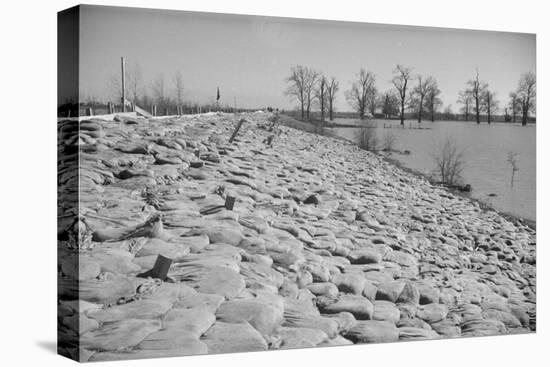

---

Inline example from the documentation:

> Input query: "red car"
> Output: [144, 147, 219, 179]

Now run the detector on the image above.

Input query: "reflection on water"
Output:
[331, 119, 536, 221]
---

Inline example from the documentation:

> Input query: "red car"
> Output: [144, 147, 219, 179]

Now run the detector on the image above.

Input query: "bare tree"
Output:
[432, 136, 465, 185]
[304, 68, 319, 120]
[107, 62, 143, 105]
[173, 71, 185, 107]
[285, 65, 318, 120]
[326, 76, 339, 121]
[443, 105, 454, 120]
[392, 65, 413, 126]
[127, 63, 143, 105]
[481, 89, 499, 124]
[381, 91, 400, 119]
[367, 93, 380, 118]
[355, 121, 378, 151]
[411, 75, 434, 123]
[507, 91, 521, 123]
[345, 68, 377, 120]
[107, 74, 122, 103]
[382, 130, 397, 152]
[152, 74, 168, 108]
[507, 151, 519, 187]
[425, 81, 442, 122]
[315, 75, 328, 122]
[466, 70, 488, 124]
[285, 65, 307, 120]
[517, 72, 536, 126]
[457, 89, 474, 122]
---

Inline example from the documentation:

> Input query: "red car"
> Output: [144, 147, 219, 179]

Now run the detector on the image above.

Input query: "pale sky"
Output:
[76, 5, 535, 112]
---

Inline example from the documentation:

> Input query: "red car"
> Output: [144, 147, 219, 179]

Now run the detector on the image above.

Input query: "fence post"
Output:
[229, 118, 246, 143]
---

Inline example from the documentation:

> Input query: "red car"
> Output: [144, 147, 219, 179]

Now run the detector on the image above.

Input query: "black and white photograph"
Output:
[55, 4, 539, 362]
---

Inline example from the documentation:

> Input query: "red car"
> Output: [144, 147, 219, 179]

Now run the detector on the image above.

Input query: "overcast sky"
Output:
[78, 5, 535, 112]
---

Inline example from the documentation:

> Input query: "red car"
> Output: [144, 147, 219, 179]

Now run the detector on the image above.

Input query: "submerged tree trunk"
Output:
[306, 93, 311, 120]
[475, 97, 480, 124]
[400, 99, 405, 125]
[418, 96, 424, 123]
[320, 80, 325, 122]
[521, 97, 530, 126]
[300, 90, 304, 120]
[487, 93, 491, 124]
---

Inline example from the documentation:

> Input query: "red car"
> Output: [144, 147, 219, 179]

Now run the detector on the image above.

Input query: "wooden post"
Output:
[225, 196, 236, 210]
[137, 254, 172, 281]
[229, 118, 246, 143]
[121, 57, 126, 112]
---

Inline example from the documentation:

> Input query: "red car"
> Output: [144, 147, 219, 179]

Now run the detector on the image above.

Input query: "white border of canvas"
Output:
[0, 0, 546, 366]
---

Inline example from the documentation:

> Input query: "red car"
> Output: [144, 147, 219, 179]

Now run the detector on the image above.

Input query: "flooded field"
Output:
[331, 119, 536, 221]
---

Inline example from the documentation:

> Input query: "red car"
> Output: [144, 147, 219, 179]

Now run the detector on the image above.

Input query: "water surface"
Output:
[331, 119, 536, 221]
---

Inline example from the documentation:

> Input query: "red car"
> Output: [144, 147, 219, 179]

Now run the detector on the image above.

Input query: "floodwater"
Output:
[330, 119, 536, 222]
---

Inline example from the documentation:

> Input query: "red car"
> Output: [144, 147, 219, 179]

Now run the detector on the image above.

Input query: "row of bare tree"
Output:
[285, 65, 536, 125]
[102, 63, 217, 113]
[284, 65, 340, 121]
[456, 71, 536, 125]
[285, 64, 443, 125]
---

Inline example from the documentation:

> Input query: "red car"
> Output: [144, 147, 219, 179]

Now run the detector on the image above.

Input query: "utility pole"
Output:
[121, 57, 126, 112]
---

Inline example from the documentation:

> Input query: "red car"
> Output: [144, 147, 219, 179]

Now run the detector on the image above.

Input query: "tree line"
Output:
[285, 65, 536, 125]
[75, 62, 238, 116]
[457, 70, 536, 125]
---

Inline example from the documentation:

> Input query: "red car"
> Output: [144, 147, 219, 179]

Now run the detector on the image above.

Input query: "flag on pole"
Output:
[216, 87, 220, 102]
